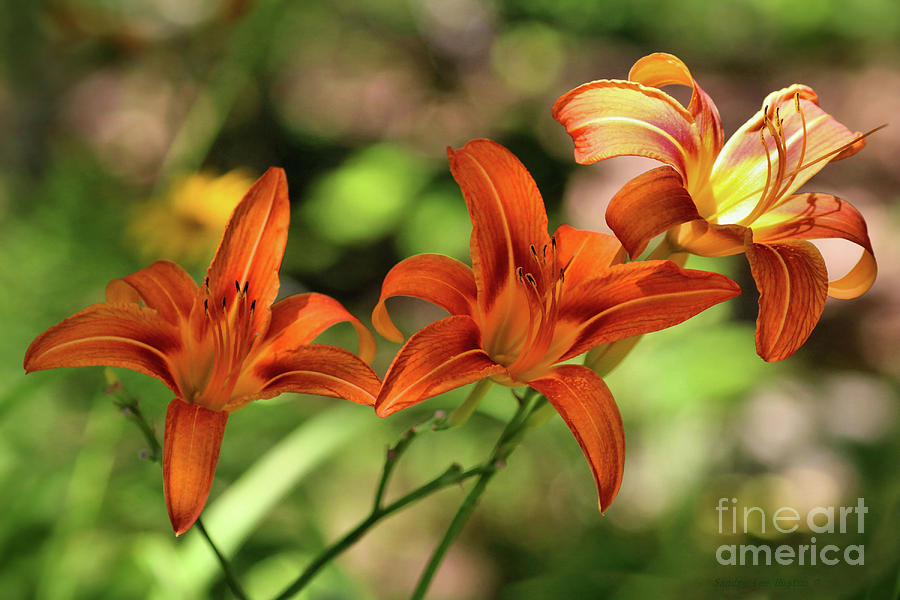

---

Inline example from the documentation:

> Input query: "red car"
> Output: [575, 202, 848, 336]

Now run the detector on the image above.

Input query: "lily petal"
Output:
[605, 166, 701, 257]
[163, 397, 229, 535]
[264, 293, 377, 364]
[552, 79, 700, 181]
[553, 225, 625, 292]
[105, 260, 198, 324]
[448, 139, 550, 319]
[23, 303, 182, 393]
[711, 85, 862, 221]
[243, 344, 380, 409]
[371, 253, 477, 343]
[746, 239, 828, 362]
[528, 365, 624, 512]
[670, 220, 748, 257]
[557, 261, 741, 361]
[628, 52, 723, 162]
[751, 193, 876, 299]
[205, 167, 289, 319]
[376, 315, 505, 417]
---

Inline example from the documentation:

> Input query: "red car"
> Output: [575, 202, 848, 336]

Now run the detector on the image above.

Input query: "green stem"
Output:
[583, 334, 642, 378]
[272, 463, 489, 600]
[197, 518, 250, 600]
[104, 369, 161, 462]
[410, 395, 540, 600]
[447, 379, 493, 427]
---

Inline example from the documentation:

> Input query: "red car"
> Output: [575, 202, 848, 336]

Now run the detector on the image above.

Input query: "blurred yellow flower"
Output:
[131, 170, 255, 264]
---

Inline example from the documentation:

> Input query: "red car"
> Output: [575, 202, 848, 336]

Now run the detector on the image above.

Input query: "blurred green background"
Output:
[1, 0, 898, 598]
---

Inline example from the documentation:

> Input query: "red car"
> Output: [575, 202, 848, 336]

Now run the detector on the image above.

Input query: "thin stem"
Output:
[272, 463, 490, 600]
[447, 379, 493, 427]
[104, 369, 161, 462]
[583, 334, 643, 378]
[197, 517, 250, 600]
[410, 395, 538, 600]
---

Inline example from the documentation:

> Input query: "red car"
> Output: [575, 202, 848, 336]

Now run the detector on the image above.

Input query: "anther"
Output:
[559, 268, 565, 283]
[222, 297, 227, 311]
[542, 244, 547, 259]
[516, 266, 525, 282]
[235, 280, 241, 294]
[250, 299, 257, 312]
[794, 92, 801, 112]
[530, 244, 538, 260]
[242, 281, 249, 294]
[205, 277, 210, 289]
[525, 273, 537, 288]
[203, 298, 209, 314]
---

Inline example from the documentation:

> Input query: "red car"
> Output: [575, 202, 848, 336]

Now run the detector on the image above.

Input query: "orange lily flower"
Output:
[373, 139, 739, 511]
[553, 52, 877, 361]
[24, 168, 380, 535]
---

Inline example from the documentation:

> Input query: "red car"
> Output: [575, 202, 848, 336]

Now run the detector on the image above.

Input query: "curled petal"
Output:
[553, 224, 625, 292]
[205, 167, 289, 323]
[605, 166, 701, 257]
[24, 303, 182, 393]
[628, 52, 723, 161]
[557, 261, 741, 361]
[249, 344, 381, 408]
[448, 140, 550, 318]
[372, 254, 477, 343]
[746, 239, 828, 362]
[827, 249, 876, 300]
[163, 398, 229, 535]
[376, 315, 505, 417]
[265, 293, 376, 364]
[528, 365, 624, 512]
[552, 79, 700, 180]
[751, 193, 876, 299]
[105, 260, 198, 324]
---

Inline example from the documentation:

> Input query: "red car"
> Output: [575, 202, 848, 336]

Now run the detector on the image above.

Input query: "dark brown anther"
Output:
[250, 299, 257, 312]
[516, 266, 525, 282]
[222, 297, 227, 311]
[235, 280, 241, 293]
[242, 281, 249, 294]
[205, 277, 210, 289]
[203, 298, 209, 314]
[530, 244, 538, 260]
[542, 244, 547, 259]
[559, 268, 565, 283]
[525, 273, 537, 287]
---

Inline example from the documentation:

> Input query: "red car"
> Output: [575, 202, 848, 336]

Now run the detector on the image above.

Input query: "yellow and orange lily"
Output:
[24, 168, 380, 535]
[553, 52, 877, 362]
[373, 139, 740, 511]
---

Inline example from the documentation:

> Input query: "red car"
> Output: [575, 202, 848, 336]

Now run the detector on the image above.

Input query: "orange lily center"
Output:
[192, 279, 261, 409]
[489, 237, 567, 384]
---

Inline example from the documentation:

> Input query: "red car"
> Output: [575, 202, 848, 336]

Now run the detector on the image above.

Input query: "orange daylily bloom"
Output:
[553, 52, 877, 361]
[373, 139, 740, 511]
[24, 168, 380, 535]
